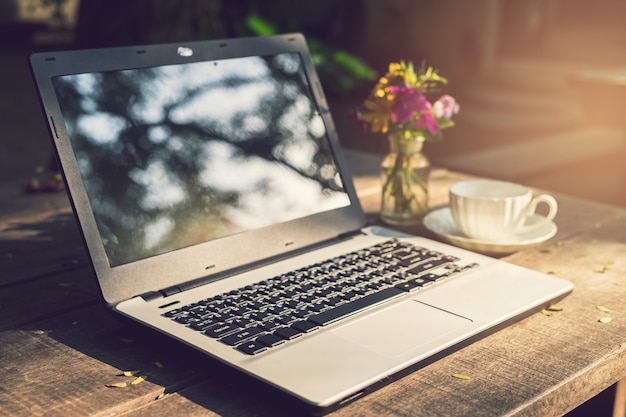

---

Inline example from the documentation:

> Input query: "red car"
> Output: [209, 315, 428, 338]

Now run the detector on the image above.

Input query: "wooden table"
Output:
[1, 150, 626, 417]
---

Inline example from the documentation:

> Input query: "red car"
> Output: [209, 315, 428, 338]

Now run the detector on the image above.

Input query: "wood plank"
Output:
[0, 305, 204, 417]
[0, 267, 99, 331]
[118, 386, 226, 417]
[0, 204, 89, 286]
[111, 367, 308, 417]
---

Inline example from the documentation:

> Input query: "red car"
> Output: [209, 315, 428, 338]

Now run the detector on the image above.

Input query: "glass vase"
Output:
[380, 133, 431, 226]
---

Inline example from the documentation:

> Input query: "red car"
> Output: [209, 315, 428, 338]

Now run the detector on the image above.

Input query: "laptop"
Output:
[29, 33, 573, 414]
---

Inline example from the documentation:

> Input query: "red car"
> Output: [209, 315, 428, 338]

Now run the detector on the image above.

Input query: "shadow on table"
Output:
[14, 305, 317, 416]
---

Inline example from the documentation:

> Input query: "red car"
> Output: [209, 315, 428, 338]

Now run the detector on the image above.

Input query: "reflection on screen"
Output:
[53, 53, 351, 266]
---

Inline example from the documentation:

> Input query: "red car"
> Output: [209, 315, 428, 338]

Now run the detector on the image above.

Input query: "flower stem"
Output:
[381, 137, 429, 224]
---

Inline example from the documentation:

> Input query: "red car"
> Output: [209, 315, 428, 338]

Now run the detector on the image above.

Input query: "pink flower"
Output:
[389, 86, 430, 125]
[413, 111, 439, 135]
[433, 94, 459, 119]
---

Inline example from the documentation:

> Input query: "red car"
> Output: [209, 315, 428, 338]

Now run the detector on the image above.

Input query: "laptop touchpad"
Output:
[332, 300, 473, 359]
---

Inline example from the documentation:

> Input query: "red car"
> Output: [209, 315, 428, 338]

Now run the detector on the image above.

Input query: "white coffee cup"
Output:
[449, 179, 558, 242]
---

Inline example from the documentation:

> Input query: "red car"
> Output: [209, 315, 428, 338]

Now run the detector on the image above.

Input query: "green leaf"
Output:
[245, 14, 277, 36]
[331, 50, 377, 81]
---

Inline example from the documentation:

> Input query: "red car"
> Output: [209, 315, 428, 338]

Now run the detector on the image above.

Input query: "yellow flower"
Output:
[370, 62, 408, 100]
[359, 94, 394, 134]
[387, 62, 405, 79]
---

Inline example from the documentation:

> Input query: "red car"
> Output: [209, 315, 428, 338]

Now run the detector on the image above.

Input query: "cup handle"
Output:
[518, 194, 558, 233]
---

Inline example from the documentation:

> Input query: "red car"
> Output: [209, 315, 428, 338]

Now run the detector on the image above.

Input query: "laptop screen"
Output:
[52, 52, 351, 267]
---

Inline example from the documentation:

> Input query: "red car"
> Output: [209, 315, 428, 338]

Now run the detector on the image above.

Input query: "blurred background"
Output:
[2, 0, 626, 207]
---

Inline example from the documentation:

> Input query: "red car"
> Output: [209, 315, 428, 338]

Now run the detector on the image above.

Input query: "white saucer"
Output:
[423, 207, 557, 255]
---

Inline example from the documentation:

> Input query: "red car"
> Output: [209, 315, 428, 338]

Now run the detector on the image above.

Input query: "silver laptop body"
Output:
[29, 33, 573, 414]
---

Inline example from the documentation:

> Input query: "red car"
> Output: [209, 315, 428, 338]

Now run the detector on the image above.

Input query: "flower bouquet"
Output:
[357, 61, 459, 225]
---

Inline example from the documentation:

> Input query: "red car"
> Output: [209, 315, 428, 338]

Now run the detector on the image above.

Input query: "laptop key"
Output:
[204, 323, 239, 338]
[236, 340, 267, 355]
[257, 333, 286, 348]
[407, 257, 450, 275]
[395, 281, 421, 292]
[278, 312, 299, 325]
[260, 317, 282, 330]
[291, 320, 319, 333]
[189, 319, 218, 331]
[229, 317, 254, 328]
[275, 326, 302, 340]
[221, 326, 265, 346]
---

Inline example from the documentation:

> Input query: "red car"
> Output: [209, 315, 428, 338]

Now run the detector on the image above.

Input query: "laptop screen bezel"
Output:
[30, 34, 367, 306]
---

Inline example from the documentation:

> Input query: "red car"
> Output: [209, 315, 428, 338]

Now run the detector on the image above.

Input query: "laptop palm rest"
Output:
[331, 300, 473, 358]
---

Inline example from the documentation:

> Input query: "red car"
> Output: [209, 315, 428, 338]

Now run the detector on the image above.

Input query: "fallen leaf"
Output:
[596, 305, 612, 313]
[105, 382, 127, 388]
[155, 361, 164, 369]
[119, 337, 134, 343]
[541, 309, 553, 317]
[156, 392, 171, 400]
[599, 317, 613, 324]
[122, 370, 141, 377]
[546, 305, 564, 312]
[131, 375, 147, 385]
[452, 373, 471, 380]
[595, 261, 615, 274]
[616, 282, 626, 287]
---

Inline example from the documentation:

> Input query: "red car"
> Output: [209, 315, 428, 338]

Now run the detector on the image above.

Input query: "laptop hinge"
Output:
[140, 285, 182, 301]
[140, 291, 161, 301]
[337, 230, 365, 241]
[160, 285, 183, 297]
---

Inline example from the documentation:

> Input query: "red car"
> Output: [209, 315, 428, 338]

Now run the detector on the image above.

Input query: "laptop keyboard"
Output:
[162, 239, 479, 355]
